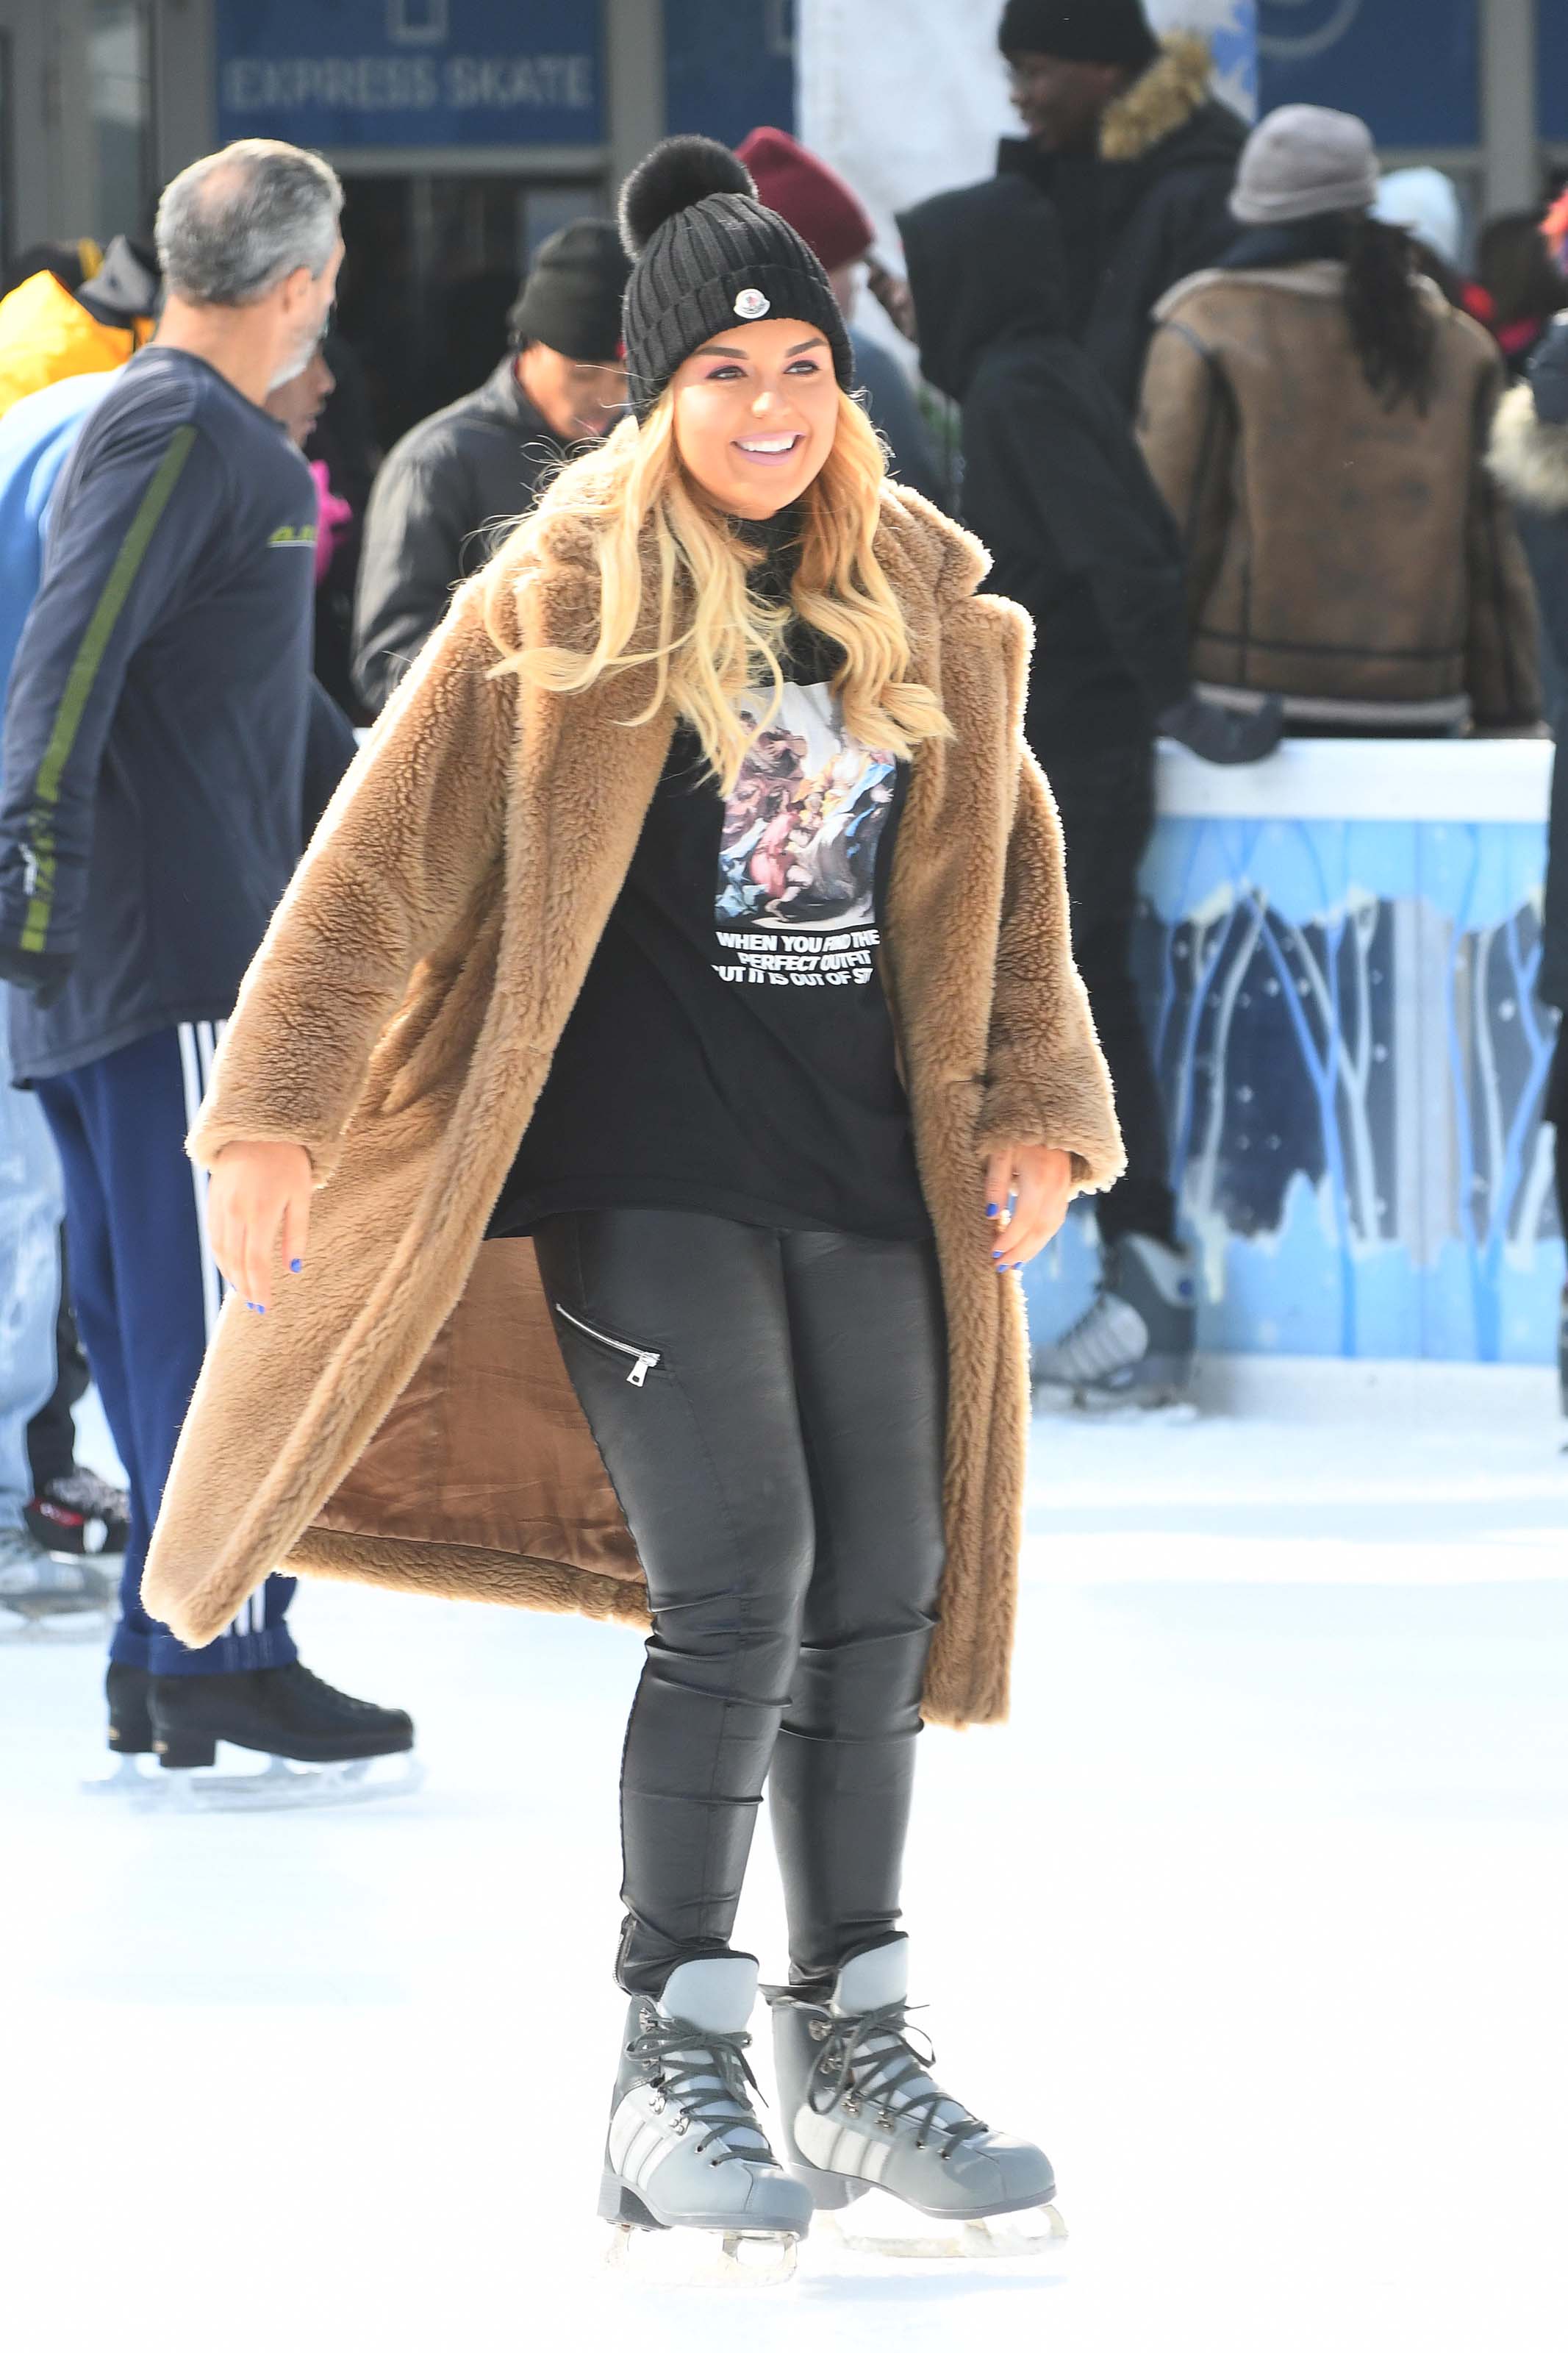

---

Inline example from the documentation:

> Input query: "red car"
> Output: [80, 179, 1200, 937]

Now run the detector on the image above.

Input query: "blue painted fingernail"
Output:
[290, 1258, 303, 1273]
[247, 1301, 259, 1312]
[991, 1250, 1003, 1260]
[986, 1202, 998, 1217]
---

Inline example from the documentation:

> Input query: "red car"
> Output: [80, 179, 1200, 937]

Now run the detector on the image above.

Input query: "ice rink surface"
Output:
[4, 1374, 1567, 2353]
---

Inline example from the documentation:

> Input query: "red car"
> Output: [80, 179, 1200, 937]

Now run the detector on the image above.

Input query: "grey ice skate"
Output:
[0, 1524, 115, 1627]
[1032, 1232, 1195, 1409]
[767, 1936, 1065, 2255]
[600, 1954, 812, 2277]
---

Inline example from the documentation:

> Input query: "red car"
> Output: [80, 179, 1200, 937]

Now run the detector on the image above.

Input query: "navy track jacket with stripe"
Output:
[0, 346, 320, 1082]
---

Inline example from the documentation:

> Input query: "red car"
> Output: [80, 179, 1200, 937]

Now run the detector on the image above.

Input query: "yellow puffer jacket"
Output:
[0, 271, 151, 419]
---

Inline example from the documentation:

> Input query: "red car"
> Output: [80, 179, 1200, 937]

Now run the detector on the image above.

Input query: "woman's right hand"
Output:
[207, 1140, 313, 1315]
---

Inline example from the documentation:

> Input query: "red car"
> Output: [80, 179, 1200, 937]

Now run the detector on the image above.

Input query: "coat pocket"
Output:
[551, 1302, 663, 1388]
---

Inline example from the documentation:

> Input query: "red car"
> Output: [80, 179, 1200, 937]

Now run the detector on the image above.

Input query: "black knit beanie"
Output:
[617, 135, 853, 419]
[997, 0, 1159, 68]
[506, 219, 630, 363]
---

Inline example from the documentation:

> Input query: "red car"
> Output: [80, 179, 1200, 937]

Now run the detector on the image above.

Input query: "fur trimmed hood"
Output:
[1100, 30, 1217, 163]
[1487, 379, 1568, 518]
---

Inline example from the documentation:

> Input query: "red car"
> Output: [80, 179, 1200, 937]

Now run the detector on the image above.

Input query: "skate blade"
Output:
[604, 2219, 798, 2286]
[1, 1599, 113, 1640]
[1034, 1383, 1197, 1424]
[823, 2193, 1067, 2260]
[82, 1752, 426, 1811]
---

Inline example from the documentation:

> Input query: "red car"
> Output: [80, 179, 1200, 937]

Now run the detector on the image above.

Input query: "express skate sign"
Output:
[216, 0, 604, 149]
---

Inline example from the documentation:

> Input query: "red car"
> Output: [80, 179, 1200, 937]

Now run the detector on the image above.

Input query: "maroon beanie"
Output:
[734, 126, 876, 275]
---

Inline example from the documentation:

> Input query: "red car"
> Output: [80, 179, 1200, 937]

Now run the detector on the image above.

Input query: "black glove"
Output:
[1159, 689, 1285, 767]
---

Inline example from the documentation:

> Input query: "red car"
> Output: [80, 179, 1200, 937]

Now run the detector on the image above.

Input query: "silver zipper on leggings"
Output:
[553, 1303, 662, 1388]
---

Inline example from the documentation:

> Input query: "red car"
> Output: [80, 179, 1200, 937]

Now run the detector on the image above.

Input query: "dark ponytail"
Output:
[1342, 215, 1438, 412]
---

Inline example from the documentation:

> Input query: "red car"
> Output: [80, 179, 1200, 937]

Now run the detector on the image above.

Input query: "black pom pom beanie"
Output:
[618, 135, 853, 418]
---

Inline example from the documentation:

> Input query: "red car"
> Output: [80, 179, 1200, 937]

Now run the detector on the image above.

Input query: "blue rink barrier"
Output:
[1025, 736, 1564, 1364]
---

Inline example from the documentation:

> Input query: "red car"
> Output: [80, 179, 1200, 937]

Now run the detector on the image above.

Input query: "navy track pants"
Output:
[35, 1023, 297, 1675]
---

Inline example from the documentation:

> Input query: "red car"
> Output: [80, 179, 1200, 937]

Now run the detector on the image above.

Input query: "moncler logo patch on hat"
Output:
[734, 287, 770, 319]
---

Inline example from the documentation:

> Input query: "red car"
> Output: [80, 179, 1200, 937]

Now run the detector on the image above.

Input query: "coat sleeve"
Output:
[1136, 309, 1234, 628]
[0, 408, 224, 990]
[1464, 358, 1544, 727]
[350, 432, 470, 716]
[187, 576, 515, 1180]
[973, 740, 1127, 1194]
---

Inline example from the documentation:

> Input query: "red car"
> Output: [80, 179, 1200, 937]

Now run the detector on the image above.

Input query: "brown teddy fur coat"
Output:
[140, 485, 1124, 1727]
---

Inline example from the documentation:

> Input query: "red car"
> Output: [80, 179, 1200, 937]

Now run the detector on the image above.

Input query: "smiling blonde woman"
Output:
[143, 137, 1124, 2270]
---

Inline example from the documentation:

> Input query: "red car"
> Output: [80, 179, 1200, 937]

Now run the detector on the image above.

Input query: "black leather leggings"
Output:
[532, 1208, 948, 2001]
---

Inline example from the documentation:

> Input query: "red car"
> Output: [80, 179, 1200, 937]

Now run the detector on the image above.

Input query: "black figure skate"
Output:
[94, 1660, 422, 1811]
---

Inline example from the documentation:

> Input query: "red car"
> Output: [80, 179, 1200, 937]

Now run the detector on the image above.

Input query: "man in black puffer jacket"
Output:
[351, 221, 629, 713]
[995, 0, 1245, 411]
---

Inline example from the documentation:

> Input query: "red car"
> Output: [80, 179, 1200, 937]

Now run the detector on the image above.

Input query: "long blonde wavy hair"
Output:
[484, 387, 951, 791]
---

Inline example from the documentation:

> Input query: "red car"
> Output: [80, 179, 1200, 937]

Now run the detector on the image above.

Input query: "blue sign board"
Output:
[215, 0, 604, 150]
[665, 0, 795, 148]
[1257, 0, 1478, 149]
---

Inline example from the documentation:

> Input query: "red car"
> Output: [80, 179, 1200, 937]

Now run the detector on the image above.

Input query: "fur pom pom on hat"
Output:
[618, 134, 757, 257]
[617, 134, 853, 418]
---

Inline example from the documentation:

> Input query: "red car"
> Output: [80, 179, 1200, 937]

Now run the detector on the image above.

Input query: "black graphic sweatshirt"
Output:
[489, 514, 931, 1240]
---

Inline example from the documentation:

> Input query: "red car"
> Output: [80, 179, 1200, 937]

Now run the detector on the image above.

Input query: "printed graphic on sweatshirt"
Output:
[713, 682, 895, 992]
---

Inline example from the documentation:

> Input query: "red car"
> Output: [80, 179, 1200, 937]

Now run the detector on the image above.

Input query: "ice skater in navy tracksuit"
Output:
[0, 136, 413, 1776]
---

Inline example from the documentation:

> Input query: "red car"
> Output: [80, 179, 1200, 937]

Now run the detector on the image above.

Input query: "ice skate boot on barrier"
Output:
[767, 1935, 1067, 2258]
[1032, 1233, 1195, 1413]
[0, 1525, 115, 1633]
[601, 1954, 812, 2282]
[90, 1661, 423, 1809]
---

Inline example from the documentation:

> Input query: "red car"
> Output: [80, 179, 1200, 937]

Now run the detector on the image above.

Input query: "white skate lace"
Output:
[628, 2012, 771, 2161]
[809, 2000, 988, 2157]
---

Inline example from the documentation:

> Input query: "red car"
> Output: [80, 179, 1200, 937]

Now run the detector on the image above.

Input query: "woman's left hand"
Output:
[984, 1143, 1074, 1269]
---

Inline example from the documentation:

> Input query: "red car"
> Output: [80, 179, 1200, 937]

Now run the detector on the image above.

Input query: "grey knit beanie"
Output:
[1231, 105, 1380, 226]
[617, 135, 853, 420]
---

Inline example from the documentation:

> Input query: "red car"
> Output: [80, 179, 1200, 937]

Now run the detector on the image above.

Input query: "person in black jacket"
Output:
[351, 220, 629, 715]
[995, 0, 1245, 411]
[900, 171, 1279, 1407]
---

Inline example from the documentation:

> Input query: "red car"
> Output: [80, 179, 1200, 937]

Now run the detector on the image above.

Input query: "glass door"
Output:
[334, 172, 606, 451]
[88, 0, 157, 242]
